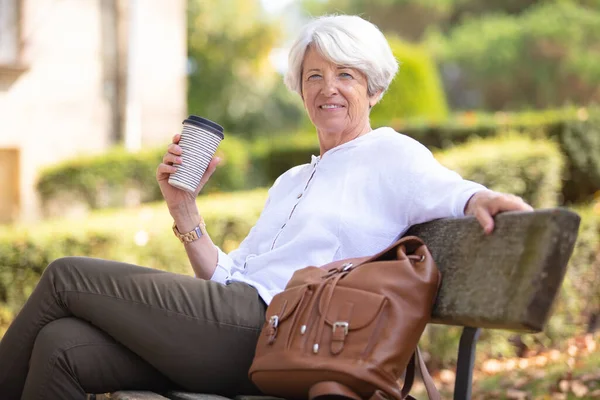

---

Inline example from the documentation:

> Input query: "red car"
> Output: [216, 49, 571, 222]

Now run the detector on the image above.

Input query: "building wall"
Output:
[0, 0, 187, 223]
[136, 0, 187, 146]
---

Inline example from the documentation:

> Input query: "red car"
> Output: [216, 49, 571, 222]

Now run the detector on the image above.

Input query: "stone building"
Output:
[0, 0, 187, 223]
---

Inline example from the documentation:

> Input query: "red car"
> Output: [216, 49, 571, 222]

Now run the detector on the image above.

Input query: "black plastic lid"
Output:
[183, 115, 224, 139]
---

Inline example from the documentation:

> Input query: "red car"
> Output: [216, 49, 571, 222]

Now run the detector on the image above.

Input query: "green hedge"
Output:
[37, 136, 251, 213]
[36, 107, 599, 212]
[251, 108, 598, 206]
[395, 107, 600, 204]
[0, 189, 269, 336]
[251, 130, 565, 209]
[1, 193, 597, 369]
[250, 133, 320, 185]
[434, 134, 564, 208]
[370, 36, 449, 126]
[1, 189, 598, 368]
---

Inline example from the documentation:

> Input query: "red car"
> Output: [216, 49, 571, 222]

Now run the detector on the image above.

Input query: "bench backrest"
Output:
[405, 208, 580, 332]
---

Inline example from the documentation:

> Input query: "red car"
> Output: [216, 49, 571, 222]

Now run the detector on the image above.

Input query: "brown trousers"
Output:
[0, 257, 267, 400]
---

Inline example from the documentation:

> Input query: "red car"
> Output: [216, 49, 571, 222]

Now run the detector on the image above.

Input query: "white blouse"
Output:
[210, 127, 485, 304]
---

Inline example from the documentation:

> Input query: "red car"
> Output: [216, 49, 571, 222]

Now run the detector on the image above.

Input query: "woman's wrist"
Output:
[169, 202, 202, 232]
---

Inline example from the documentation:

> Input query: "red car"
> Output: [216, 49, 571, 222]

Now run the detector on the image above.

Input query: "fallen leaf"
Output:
[439, 369, 455, 384]
[571, 380, 589, 398]
[506, 388, 529, 400]
[580, 372, 600, 382]
[558, 379, 570, 393]
[588, 389, 600, 397]
[514, 377, 529, 389]
[568, 344, 578, 357]
[534, 355, 548, 367]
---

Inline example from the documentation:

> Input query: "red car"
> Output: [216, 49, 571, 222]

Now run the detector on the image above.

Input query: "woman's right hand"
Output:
[156, 133, 221, 216]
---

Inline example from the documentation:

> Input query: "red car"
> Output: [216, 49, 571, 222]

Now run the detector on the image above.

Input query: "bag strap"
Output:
[401, 347, 441, 400]
[308, 381, 391, 400]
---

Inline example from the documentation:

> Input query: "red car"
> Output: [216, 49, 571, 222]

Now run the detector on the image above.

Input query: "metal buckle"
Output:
[332, 321, 349, 335]
[341, 262, 353, 271]
[269, 315, 279, 328]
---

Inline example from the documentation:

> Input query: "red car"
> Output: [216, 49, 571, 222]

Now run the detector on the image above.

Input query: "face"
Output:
[301, 46, 380, 142]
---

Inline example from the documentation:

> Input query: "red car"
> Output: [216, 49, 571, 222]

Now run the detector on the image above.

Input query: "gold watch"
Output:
[172, 218, 207, 244]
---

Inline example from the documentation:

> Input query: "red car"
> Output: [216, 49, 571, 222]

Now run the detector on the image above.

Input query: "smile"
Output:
[319, 104, 345, 109]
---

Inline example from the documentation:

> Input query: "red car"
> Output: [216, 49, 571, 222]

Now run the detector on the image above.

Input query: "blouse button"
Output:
[297, 193, 303, 199]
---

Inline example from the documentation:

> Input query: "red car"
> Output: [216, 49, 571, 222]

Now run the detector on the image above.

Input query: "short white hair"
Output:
[284, 15, 399, 99]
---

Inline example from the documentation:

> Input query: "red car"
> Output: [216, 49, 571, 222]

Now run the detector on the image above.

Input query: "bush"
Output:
[37, 136, 252, 214]
[370, 36, 449, 127]
[434, 133, 565, 208]
[0, 189, 269, 336]
[250, 132, 320, 185]
[549, 202, 600, 336]
[397, 107, 600, 204]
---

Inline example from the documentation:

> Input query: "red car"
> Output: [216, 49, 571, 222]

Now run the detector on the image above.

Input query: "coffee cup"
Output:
[168, 115, 224, 193]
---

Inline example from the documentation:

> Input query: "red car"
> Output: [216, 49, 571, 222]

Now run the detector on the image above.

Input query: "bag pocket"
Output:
[258, 285, 308, 349]
[317, 285, 386, 356]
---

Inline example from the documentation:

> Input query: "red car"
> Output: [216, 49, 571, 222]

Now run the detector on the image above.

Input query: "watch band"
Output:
[172, 218, 207, 244]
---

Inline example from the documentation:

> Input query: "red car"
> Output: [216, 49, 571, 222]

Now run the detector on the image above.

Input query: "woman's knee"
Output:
[30, 318, 109, 366]
[44, 256, 81, 276]
[43, 257, 99, 285]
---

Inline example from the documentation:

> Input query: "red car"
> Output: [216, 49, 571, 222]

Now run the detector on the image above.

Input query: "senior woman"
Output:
[0, 15, 531, 399]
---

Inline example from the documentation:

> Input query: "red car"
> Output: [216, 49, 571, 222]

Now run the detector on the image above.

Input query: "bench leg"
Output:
[453, 327, 481, 400]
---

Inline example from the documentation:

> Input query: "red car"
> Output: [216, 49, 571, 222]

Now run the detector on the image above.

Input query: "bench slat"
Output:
[104, 393, 283, 400]
[405, 208, 580, 332]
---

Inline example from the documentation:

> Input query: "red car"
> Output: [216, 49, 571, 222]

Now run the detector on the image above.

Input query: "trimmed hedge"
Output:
[36, 107, 599, 210]
[434, 134, 564, 208]
[36, 135, 251, 214]
[1, 190, 597, 368]
[0, 189, 269, 336]
[251, 131, 564, 209]
[251, 108, 598, 205]
[394, 107, 600, 204]
[250, 133, 320, 185]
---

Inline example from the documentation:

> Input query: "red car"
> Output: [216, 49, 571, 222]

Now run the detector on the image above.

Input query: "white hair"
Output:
[284, 15, 399, 99]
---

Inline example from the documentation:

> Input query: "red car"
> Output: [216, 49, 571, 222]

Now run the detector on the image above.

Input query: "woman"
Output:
[0, 15, 532, 399]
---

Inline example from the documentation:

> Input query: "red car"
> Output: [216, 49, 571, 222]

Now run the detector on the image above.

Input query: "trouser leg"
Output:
[22, 317, 172, 399]
[0, 256, 267, 399]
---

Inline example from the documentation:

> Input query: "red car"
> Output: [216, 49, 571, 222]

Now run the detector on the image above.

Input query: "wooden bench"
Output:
[94, 208, 580, 400]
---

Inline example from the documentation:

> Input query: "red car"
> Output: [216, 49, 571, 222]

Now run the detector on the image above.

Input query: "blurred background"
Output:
[1, 0, 600, 398]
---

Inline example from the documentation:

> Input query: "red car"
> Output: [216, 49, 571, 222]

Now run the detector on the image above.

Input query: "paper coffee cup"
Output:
[168, 115, 224, 193]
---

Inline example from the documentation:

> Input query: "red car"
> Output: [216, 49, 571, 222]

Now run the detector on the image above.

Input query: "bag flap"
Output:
[265, 285, 307, 324]
[318, 285, 386, 330]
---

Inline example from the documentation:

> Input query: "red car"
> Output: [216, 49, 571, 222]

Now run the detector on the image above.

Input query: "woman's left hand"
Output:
[465, 190, 534, 235]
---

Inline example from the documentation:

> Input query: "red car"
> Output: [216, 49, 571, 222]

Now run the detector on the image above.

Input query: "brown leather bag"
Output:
[249, 236, 442, 400]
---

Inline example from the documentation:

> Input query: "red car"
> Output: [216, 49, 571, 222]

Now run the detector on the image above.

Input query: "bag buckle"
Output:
[269, 315, 279, 328]
[332, 321, 349, 335]
[341, 262, 353, 271]
[267, 315, 279, 344]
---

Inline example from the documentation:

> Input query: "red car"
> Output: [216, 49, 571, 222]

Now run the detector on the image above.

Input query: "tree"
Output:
[431, 1, 600, 110]
[187, 0, 304, 137]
